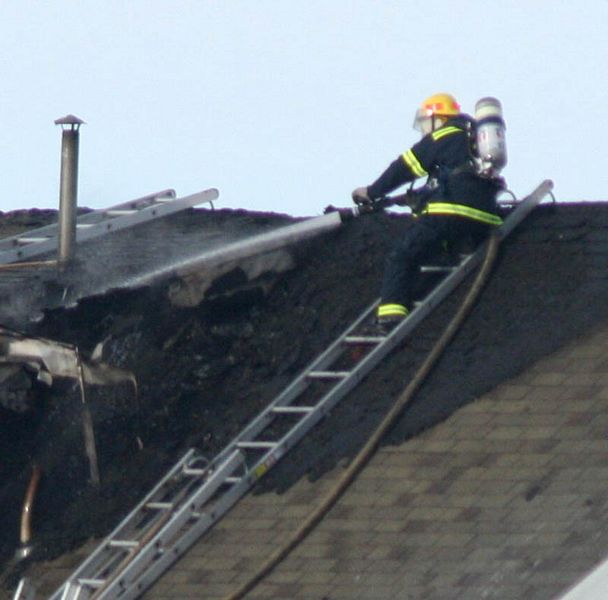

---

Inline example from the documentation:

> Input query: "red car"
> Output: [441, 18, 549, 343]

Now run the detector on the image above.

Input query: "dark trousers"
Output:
[380, 216, 491, 309]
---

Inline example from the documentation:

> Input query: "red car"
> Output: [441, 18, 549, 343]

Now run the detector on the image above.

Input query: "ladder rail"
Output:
[46, 180, 553, 600]
[11, 577, 36, 600]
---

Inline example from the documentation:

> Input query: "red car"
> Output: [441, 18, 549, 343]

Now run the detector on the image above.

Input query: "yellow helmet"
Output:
[413, 93, 461, 133]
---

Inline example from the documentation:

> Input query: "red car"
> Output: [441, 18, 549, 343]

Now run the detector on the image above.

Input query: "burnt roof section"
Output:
[0, 204, 296, 330]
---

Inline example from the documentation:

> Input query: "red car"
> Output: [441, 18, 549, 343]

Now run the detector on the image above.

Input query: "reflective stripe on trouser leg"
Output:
[377, 303, 409, 319]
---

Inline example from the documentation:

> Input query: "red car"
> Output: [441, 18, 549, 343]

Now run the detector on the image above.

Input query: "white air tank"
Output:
[475, 97, 507, 175]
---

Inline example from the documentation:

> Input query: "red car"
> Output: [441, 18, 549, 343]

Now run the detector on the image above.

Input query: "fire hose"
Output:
[224, 230, 501, 600]
[17, 464, 43, 560]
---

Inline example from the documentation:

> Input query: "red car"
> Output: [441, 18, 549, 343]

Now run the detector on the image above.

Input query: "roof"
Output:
[2, 199, 608, 599]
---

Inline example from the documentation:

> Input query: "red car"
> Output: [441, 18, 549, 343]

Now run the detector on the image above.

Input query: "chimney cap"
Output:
[54, 114, 85, 128]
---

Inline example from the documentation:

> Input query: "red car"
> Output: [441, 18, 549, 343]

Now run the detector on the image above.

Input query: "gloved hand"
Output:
[352, 186, 372, 205]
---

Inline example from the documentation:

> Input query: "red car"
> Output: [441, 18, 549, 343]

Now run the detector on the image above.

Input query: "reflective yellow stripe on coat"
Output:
[401, 149, 427, 178]
[420, 202, 503, 226]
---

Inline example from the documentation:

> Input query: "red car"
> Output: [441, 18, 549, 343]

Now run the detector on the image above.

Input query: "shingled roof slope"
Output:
[2, 200, 608, 599]
[139, 320, 608, 600]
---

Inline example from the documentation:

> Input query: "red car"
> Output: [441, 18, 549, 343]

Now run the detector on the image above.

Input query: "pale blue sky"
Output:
[1, 1, 606, 216]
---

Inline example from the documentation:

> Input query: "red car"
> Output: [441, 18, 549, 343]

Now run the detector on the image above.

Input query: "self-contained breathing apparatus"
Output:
[473, 97, 507, 178]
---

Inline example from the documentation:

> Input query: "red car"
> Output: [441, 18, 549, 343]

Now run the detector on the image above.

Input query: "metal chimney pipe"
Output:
[54, 115, 85, 267]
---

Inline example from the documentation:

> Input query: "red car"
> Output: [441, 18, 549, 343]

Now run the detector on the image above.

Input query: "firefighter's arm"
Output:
[366, 156, 416, 200]
[353, 134, 436, 204]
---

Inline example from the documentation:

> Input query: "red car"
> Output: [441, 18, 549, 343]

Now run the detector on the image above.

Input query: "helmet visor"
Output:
[413, 108, 433, 135]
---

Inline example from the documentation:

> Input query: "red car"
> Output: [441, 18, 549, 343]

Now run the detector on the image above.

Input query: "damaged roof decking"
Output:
[0, 205, 300, 329]
[5, 201, 608, 599]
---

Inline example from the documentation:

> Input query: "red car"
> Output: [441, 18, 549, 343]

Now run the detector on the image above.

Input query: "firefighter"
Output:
[352, 92, 504, 331]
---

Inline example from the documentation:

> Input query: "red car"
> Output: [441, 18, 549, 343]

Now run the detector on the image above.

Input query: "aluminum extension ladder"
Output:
[0, 188, 219, 265]
[40, 180, 553, 600]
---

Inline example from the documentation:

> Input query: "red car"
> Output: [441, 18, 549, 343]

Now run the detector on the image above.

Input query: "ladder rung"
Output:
[105, 209, 139, 217]
[77, 578, 106, 588]
[420, 265, 457, 273]
[145, 501, 174, 510]
[236, 441, 278, 450]
[108, 539, 139, 549]
[344, 335, 385, 345]
[225, 476, 243, 484]
[182, 467, 208, 477]
[15, 237, 50, 244]
[307, 370, 350, 380]
[271, 405, 315, 414]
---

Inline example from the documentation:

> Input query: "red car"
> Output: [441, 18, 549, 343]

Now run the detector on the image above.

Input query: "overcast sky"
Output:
[1, 1, 606, 217]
